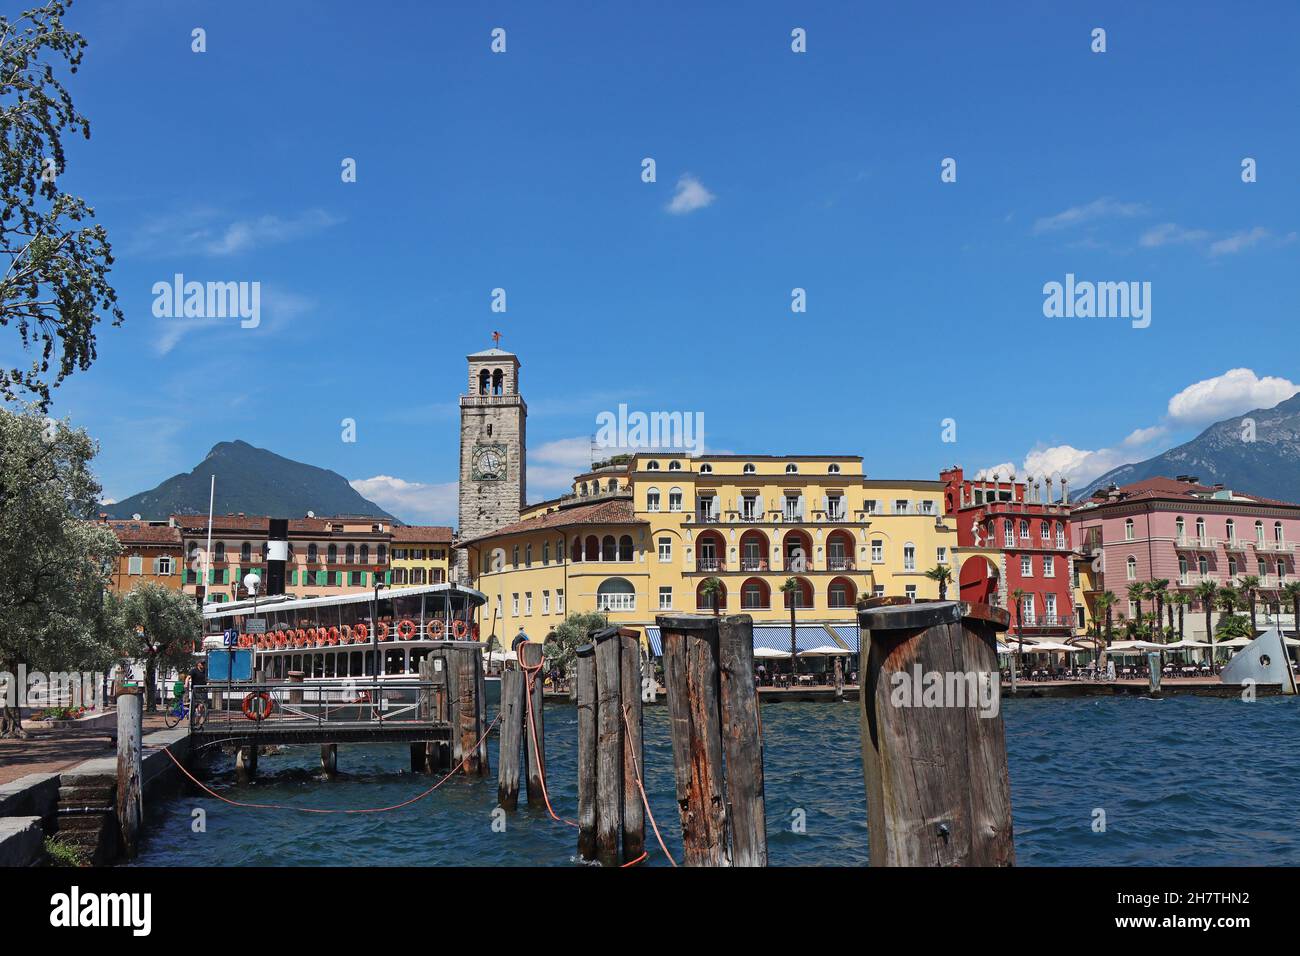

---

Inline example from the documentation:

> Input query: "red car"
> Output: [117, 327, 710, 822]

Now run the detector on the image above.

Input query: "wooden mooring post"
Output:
[519, 641, 546, 801]
[657, 613, 767, 866]
[115, 692, 142, 860]
[574, 626, 646, 865]
[856, 601, 1014, 867]
[496, 668, 525, 809]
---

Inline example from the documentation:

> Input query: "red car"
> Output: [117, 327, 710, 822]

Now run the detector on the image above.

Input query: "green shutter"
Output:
[385, 571, 392, 585]
[289, 570, 297, 585]
[222, 568, 229, 584]
[317, 570, 325, 586]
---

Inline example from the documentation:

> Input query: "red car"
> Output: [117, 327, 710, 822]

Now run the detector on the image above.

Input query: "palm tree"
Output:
[1282, 581, 1300, 638]
[1147, 579, 1169, 643]
[1126, 583, 1145, 637]
[780, 577, 800, 674]
[925, 564, 954, 600]
[1095, 590, 1117, 668]
[1194, 579, 1218, 663]
[1238, 574, 1261, 635]
[700, 576, 723, 616]
[1169, 590, 1189, 641]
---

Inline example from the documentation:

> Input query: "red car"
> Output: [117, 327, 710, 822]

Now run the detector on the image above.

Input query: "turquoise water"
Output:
[131, 696, 1300, 866]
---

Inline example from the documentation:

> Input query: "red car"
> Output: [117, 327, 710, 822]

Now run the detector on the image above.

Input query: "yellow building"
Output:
[389, 526, 454, 586]
[457, 452, 956, 648]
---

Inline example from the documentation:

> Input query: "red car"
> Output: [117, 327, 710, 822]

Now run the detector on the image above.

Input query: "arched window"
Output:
[327, 543, 338, 564]
[601, 535, 617, 561]
[1198, 555, 1209, 578]
[1225, 518, 1235, 542]
[828, 463, 841, 474]
[214, 542, 225, 561]
[581, 535, 597, 561]
[359, 544, 369, 564]
[492, 368, 504, 395]
[783, 577, 813, 609]
[307, 543, 318, 562]
[596, 577, 636, 611]
[240, 541, 251, 563]
[1020, 519, 1030, 539]
[1256, 520, 1265, 544]
[743, 463, 756, 475]
[1040, 521, 1050, 541]
[699, 463, 713, 474]
[1126, 556, 1137, 580]
[785, 463, 799, 474]
[618, 535, 634, 561]
[1175, 516, 1185, 539]
[377, 544, 387, 564]
[668, 460, 682, 471]
[1124, 518, 1134, 540]
[696, 579, 727, 611]
[669, 488, 683, 512]
[345, 544, 355, 564]
[646, 488, 661, 512]
[740, 578, 770, 610]
[1195, 517, 1205, 541]
[608, 479, 619, 492]
[646, 461, 660, 471]
[783, 530, 813, 570]
[557, 537, 566, 560]
[572, 536, 583, 561]
[478, 369, 490, 394]
[828, 576, 856, 608]
[1276, 521, 1285, 542]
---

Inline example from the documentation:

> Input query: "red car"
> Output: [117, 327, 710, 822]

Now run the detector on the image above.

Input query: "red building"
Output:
[940, 466, 1076, 639]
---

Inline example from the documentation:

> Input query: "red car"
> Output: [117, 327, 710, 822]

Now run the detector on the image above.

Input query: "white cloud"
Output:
[1032, 197, 1147, 234]
[528, 436, 594, 499]
[1166, 368, 1299, 426]
[666, 175, 715, 215]
[1208, 227, 1271, 257]
[1139, 222, 1210, 248]
[1122, 425, 1168, 447]
[350, 475, 458, 526]
[129, 208, 342, 259]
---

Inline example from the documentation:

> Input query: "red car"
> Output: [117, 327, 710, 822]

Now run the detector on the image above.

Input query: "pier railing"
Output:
[197, 680, 441, 734]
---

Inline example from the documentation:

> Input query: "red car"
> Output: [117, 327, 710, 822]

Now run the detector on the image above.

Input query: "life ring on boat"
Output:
[452, 619, 469, 639]
[427, 619, 445, 640]
[340, 624, 352, 644]
[353, 623, 368, 643]
[277, 630, 288, 648]
[295, 629, 307, 648]
[376, 621, 390, 641]
[327, 626, 341, 646]
[396, 619, 417, 640]
[307, 627, 319, 647]
[354, 690, 371, 704]
[242, 692, 274, 721]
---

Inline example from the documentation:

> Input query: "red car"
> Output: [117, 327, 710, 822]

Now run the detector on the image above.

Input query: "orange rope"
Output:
[520, 658, 578, 828]
[161, 711, 500, 815]
[621, 702, 678, 867]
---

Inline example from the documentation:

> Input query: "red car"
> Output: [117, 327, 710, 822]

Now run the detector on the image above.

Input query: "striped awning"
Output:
[643, 622, 859, 657]
[826, 623, 861, 653]
[645, 626, 662, 657]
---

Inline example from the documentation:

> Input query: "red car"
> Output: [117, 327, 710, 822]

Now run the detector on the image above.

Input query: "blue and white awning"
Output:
[643, 622, 858, 657]
[645, 626, 663, 657]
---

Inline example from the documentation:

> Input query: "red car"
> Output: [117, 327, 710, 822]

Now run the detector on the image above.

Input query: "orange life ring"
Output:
[295, 629, 307, 648]
[307, 627, 319, 647]
[376, 621, 390, 641]
[396, 619, 416, 640]
[278, 630, 288, 648]
[452, 619, 469, 639]
[327, 626, 341, 646]
[242, 692, 274, 721]
[427, 619, 445, 640]
[340, 624, 352, 644]
[353, 623, 369, 643]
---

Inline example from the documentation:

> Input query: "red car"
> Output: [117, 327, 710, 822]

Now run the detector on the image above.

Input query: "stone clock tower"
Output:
[457, 345, 527, 579]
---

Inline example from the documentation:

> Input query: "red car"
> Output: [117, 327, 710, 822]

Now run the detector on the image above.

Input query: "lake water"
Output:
[130, 695, 1300, 866]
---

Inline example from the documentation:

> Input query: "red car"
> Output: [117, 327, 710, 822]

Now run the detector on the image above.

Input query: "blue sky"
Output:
[15, 0, 1300, 524]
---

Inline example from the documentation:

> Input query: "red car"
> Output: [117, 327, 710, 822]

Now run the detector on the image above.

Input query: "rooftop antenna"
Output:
[492, 330, 502, 348]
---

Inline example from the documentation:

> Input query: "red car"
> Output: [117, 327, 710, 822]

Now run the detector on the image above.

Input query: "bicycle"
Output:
[163, 688, 207, 730]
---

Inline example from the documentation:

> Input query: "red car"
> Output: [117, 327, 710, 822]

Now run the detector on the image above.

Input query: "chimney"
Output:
[1061, 477, 1069, 505]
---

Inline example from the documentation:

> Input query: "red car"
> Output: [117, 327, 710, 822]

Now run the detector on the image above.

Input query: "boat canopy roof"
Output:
[202, 582, 486, 621]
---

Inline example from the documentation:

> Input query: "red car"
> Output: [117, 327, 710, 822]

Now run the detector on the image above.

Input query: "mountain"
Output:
[102, 440, 399, 522]
[1077, 392, 1300, 502]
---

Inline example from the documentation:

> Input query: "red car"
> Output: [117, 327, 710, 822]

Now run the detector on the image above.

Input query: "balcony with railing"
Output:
[1222, 537, 1248, 552]
[828, 557, 855, 571]
[1259, 539, 1295, 554]
[1175, 534, 1218, 550]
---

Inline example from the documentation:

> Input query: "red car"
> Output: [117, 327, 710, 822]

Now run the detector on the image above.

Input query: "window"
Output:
[1019, 519, 1030, 540]
[543, 541, 551, 564]
[827, 496, 845, 520]
[936, 546, 948, 564]
[597, 577, 636, 611]
[1198, 555, 1209, 578]
[1179, 557, 1189, 585]
[785, 463, 799, 474]
[602, 535, 617, 561]
[1042, 555, 1054, 577]
[1004, 521, 1014, 548]
[669, 460, 682, 471]
[903, 543, 916, 571]
[1225, 518, 1236, 542]
[128, 555, 143, 575]
[1176, 517, 1185, 539]
[873, 584, 886, 598]
[918, 500, 936, 516]
[647, 489, 661, 512]
[345, 544, 355, 564]
[743, 463, 756, 474]
[742, 495, 759, 520]
[1276, 521, 1285, 543]
[871, 540, 883, 563]
[1021, 555, 1032, 576]
[1256, 520, 1265, 544]
[1021, 595, 1036, 625]
[1195, 517, 1205, 542]
[784, 495, 801, 522]
[659, 587, 673, 610]
[556, 589, 565, 613]
[214, 542, 226, 561]
[511, 593, 519, 615]
[669, 489, 682, 512]
[1045, 593, 1057, 624]
[327, 543, 337, 564]
[1055, 523, 1065, 548]
[1126, 556, 1137, 580]
[542, 590, 550, 614]
[525, 592, 533, 615]
[699, 463, 713, 474]
[1228, 556, 1238, 577]
[512, 545, 519, 567]
[905, 584, 917, 601]
[646, 460, 660, 471]
[241, 541, 252, 563]
[157, 555, 173, 575]
[894, 499, 909, 515]
[307, 544, 319, 562]
[828, 463, 841, 474]
[658, 537, 672, 562]
[1040, 521, 1050, 542]
[1124, 518, 1134, 541]
[828, 578, 854, 608]
[525, 544, 532, 566]
[495, 594, 503, 617]
[864, 499, 878, 515]
[741, 579, 769, 609]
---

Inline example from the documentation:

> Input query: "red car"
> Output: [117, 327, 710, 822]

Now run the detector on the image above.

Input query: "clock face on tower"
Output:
[472, 443, 507, 481]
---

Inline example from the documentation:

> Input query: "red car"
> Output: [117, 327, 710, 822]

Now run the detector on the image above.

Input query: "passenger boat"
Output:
[200, 582, 489, 711]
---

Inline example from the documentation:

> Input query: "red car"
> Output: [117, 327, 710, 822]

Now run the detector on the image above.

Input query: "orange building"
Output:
[100, 518, 186, 593]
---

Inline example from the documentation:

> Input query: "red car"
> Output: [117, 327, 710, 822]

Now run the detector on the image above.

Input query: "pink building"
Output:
[1070, 476, 1300, 637]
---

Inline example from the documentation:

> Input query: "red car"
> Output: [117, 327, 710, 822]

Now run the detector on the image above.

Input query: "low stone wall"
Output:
[0, 817, 43, 867]
[0, 772, 60, 827]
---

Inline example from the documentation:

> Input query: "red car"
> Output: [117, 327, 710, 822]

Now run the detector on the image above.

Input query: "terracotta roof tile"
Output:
[457, 498, 642, 548]
[102, 520, 183, 546]
[390, 525, 454, 543]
